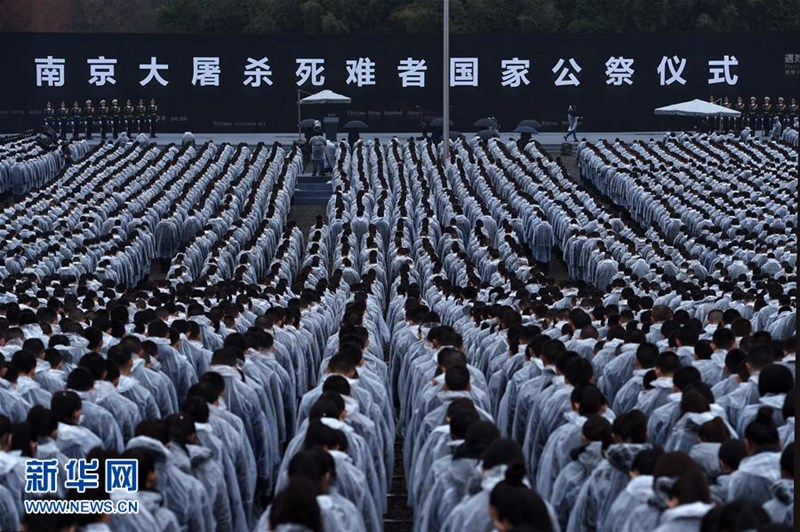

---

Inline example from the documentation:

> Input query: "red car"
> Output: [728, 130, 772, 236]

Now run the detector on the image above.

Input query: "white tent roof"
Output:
[299, 90, 351, 105]
[654, 98, 740, 117]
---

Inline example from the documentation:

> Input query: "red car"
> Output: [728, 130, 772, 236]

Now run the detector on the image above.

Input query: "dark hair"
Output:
[304, 419, 340, 450]
[11, 422, 36, 457]
[269, 477, 323, 532]
[66, 368, 94, 392]
[444, 365, 470, 391]
[181, 397, 210, 423]
[563, 357, 594, 387]
[701, 501, 769, 532]
[570, 384, 606, 417]
[636, 343, 659, 368]
[718, 439, 747, 470]
[632, 446, 664, 475]
[489, 462, 553, 532]
[612, 410, 648, 443]
[78, 352, 107, 381]
[482, 438, 524, 470]
[322, 375, 351, 396]
[50, 390, 82, 425]
[653, 452, 701, 495]
[27, 405, 58, 440]
[673, 365, 702, 391]
[309, 398, 341, 420]
[121, 448, 157, 491]
[450, 408, 480, 441]
[571, 414, 613, 460]
[757, 364, 794, 396]
[694, 340, 713, 360]
[698, 418, 730, 443]
[669, 467, 710, 505]
[680, 389, 710, 416]
[746, 344, 774, 371]
[711, 328, 735, 350]
[744, 407, 779, 448]
[437, 347, 467, 369]
[454, 420, 500, 460]
[724, 348, 746, 373]
[656, 351, 680, 374]
[11, 350, 37, 374]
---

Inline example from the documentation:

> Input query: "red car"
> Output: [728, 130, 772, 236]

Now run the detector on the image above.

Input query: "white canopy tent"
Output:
[299, 89, 352, 105]
[297, 89, 352, 139]
[654, 98, 740, 117]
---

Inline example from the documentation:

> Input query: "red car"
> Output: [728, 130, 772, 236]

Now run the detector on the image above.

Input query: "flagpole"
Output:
[442, 0, 450, 163]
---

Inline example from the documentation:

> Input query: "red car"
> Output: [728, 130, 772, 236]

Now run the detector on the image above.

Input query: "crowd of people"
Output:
[43, 99, 160, 141]
[0, 129, 794, 531]
[0, 132, 89, 196]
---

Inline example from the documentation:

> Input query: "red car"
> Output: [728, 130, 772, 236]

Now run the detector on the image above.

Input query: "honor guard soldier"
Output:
[776, 97, 788, 127]
[110, 99, 121, 138]
[734, 96, 746, 131]
[83, 99, 95, 140]
[135, 99, 147, 134]
[123, 99, 135, 134]
[721, 96, 733, 131]
[748, 96, 760, 130]
[147, 98, 159, 137]
[70, 100, 82, 140]
[708, 94, 719, 131]
[97, 100, 109, 140]
[43, 101, 55, 129]
[762, 96, 773, 135]
[790, 97, 799, 125]
[57, 101, 69, 139]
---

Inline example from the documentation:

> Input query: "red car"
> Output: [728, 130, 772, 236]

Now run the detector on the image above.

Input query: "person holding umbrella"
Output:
[564, 105, 580, 142]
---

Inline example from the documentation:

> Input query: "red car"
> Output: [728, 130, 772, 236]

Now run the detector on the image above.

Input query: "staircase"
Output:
[293, 174, 332, 205]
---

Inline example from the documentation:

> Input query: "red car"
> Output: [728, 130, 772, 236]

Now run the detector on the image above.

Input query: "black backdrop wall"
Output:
[0, 32, 797, 133]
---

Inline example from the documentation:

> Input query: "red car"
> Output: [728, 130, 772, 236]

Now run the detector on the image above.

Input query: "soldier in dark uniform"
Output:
[748, 96, 760, 131]
[123, 99, 135, 134]
[708, 94, 719, 131]
[761, 96, 773, 135]
[82, 99, 95, 140]
[721, 96, 732, 131]
[97, 100, 109, 140]
[775, 96, 789, 127]
[135, 99, 147, 134]
[110, 99, 121, 138]
[734, 96, 746, 131]
[57, 101, 69, 140]
[790, 97, 799, 125]
[70, 100, 82, 141]
[147, 98, 159, 137]
[43, 101, 55, 129]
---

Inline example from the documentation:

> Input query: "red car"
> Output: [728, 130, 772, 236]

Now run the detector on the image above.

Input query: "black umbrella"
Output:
[474, 129, 500, 140]
[343, 120, 368, 129]
[449, 131, 465, 140]
[473, 117, 498, 129]
[513, 125, 539, 134]
[298, 118, 317, 129]
[430, 117, 454, 128]
[517, 119, 542, 130]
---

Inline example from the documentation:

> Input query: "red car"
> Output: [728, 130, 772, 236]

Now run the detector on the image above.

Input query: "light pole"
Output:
[442, 0, 450, 163]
